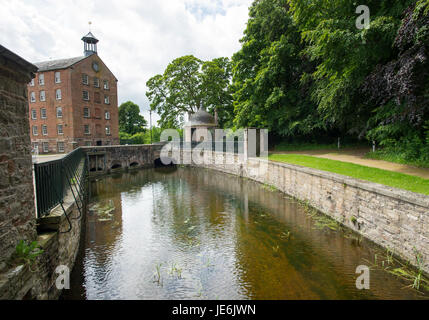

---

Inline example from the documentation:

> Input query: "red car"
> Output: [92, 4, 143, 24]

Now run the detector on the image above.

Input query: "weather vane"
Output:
[88, 21, 92, 31]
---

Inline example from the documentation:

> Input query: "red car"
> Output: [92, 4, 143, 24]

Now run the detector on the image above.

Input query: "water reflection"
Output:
[63, 167, 428, 300]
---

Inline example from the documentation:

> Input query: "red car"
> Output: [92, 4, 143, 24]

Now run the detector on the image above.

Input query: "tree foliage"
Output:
[232, 0, 322, 138]
[231, 0, 427, 163]
[118, 101, 148, 135]
[146, 55, 233, 128]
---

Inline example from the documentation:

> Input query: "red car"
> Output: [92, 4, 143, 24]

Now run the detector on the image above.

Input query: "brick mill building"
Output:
[27, 32, 119, 154]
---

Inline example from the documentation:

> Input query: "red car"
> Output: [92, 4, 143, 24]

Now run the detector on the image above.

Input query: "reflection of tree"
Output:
[76, 167, 418, 300]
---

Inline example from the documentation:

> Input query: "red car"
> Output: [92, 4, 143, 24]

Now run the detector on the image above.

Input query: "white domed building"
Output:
[184, 107, 218, 143]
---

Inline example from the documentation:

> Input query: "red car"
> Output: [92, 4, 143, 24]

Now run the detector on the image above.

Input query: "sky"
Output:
[0, 0, 253, 125]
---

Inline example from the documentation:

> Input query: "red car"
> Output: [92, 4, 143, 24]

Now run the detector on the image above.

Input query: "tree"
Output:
[118, 101, 147, 135]
[231, 0, 322, 138]
[287, 0, 414, 136]
[146, 55, 233, 129]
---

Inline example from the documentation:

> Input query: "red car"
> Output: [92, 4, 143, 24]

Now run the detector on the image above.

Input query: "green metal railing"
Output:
[34, 147, 88, 219]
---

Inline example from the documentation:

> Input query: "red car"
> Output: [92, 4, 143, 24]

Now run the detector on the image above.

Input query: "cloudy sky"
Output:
[0, 0, 252, 124]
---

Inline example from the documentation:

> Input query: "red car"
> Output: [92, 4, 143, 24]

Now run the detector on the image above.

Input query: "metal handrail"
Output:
[34, 147, 88, 218]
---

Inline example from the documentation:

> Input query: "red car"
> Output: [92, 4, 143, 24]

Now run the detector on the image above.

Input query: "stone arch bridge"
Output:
[83, 144, 165, 175]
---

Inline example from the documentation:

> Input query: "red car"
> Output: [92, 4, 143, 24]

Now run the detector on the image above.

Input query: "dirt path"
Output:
[271, 148, 429, 179]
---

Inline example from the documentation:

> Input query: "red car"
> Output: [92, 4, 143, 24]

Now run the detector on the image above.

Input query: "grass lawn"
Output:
[269, 154, 429, 195]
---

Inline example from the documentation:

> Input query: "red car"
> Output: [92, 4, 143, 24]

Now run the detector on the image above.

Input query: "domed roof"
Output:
[185, 108, 217, 127]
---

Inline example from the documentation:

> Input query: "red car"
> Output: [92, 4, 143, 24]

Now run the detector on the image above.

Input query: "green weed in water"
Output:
[153, 262, 163, 285]
[365, 247, 429, 293]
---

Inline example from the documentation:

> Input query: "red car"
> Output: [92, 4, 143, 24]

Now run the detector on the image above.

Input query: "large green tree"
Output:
[287, 0, 414, 136]
[118, 101, 148, 135]
[146, 55, 233, 128]
[232, 0, 322, 138]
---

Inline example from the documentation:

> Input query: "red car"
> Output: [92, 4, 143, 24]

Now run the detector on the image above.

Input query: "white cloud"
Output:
[0, 0, 252, 125]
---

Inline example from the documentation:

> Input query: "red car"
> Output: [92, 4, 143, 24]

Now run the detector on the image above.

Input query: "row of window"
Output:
[32, 124, 111, 136]
[31, 107, 62, 119]
[30, 89, 62, 102]
[82, 74, 109, 89]
[30, 107, 110, 120]
[30, 72, 110, 90]
[33, 142, 64, 153]
[29, 72, 61, 86]
[30, 89, 110, 104]
[82, 90, 110, 104]
[83, 108, 111, 119]
[83, 124, 111, 135]
[32, 124, 63, 136]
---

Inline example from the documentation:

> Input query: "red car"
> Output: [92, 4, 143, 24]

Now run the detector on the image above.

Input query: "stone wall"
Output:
[0, 47, 38, 270]
[187, 151, 429, 274]
[0, 46, 84, 300]
[0, 192, 83, 299]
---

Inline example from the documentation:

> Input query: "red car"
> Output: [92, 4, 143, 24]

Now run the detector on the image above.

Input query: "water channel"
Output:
[62, 167, 428, 300]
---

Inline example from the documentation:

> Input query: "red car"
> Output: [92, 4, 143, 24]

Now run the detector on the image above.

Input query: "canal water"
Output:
[63, 167, 428, 300]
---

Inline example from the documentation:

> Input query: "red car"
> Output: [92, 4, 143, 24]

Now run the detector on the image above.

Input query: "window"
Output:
[56, 107, 63, 118]
[105, 141, 111, 146]
[30, 92, 36, 102]
[105, 111, 110, 120]
[38, 74, 44, 85]
[32, 126, 38, 136]
[56, 89, 62, 100]
[42, 125, 48, 135]
[104, 95, 110, 104]
[83, 90, 89, 101]
[42, 142, 49, 153]
[31, 109, 37, 120]
[57, 142, 65, 153]
[41, 108, 47, 119]
[94, 77, 100, 88]
[57, 124, 63, 135]
[40, 90, 46, 102]
[33, 142, 39, 152]
[84, 124, 91, 135]
[103, 80, 109, 90]
[105, 126, 111, 135]
[83, 107, 90, 118]
[94, 92, 101, 103]
[55, 72, 61, 83]
[85, 141, 92, 146]
[82, 74, 89, 85]
[30, 79, 35, 86]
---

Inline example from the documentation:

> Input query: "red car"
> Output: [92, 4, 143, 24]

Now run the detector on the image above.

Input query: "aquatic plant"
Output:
[280, 231, 291, 240]
[364, 247, 429, 293]
[168, 262, 183, 279]
[153, 262, 163, 285]
[272, 245, 280, 257]
[296, 199, 340, 231]
[204, 257, 214, 268]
